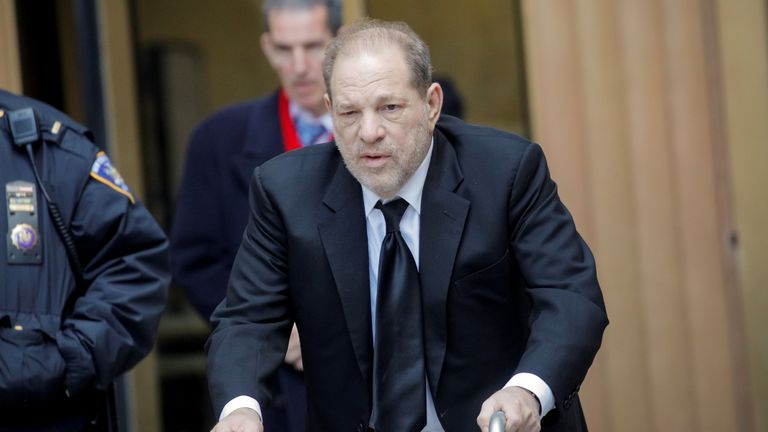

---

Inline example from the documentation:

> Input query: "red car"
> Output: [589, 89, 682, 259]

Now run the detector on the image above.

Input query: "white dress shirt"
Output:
[220, 139, 555, 426]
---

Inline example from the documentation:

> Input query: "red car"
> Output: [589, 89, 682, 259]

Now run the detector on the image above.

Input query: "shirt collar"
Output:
[362, 137, 434, 217]
[289, 99, 333, 133]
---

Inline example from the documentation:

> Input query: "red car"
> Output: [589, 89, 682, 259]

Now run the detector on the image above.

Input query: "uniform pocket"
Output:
[0, 327, 67, 409]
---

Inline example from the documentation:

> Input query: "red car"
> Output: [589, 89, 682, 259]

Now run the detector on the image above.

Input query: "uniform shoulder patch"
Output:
[90, 151, 135, 204]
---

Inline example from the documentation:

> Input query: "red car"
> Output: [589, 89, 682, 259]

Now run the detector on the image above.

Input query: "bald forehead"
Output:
[336, 38, 403, 64]
[340, 27, 404, 54]
[331, 41, 409, 83]
[323, 19, 432, 98]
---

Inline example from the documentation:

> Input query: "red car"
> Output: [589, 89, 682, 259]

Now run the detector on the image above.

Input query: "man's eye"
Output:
[383, 105, 399, 112]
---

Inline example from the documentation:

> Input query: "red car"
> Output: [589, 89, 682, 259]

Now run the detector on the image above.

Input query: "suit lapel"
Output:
[316, 131, 468, 397]
[318, 161, 374, 387]
[419, 130, 469, 393]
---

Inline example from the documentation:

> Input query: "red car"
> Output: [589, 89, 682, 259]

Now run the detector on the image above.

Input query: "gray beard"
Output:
[337, 123, 431, 199]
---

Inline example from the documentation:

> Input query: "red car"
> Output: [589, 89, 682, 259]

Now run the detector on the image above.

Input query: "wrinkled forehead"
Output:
[331, 44, 410, 87]
[338, 30, 403, 58]
[333, 40, 408, 78]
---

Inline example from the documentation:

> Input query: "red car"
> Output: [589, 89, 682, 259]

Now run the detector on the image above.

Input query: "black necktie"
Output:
[373, 198, 426, 432]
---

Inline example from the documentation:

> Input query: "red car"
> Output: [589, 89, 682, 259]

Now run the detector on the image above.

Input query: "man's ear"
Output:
[260, 33, 276, 66]
[426, 82, 444, 130]
[324, 93, 332, 112]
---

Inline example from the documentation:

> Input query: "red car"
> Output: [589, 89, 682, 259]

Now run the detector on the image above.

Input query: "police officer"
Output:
[0, 89, 170, 430]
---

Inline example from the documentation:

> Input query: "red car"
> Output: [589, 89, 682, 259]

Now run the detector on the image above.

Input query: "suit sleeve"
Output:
[508, 143, 608, 409]
[170, 126, 233, 321]
[55, 167, 170, 397]
[206, 166, 293, 415]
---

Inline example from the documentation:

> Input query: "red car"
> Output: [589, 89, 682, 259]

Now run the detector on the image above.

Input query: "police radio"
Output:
[5, 108, 84, 280]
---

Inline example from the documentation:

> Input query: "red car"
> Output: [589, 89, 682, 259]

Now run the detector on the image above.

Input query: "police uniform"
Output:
[0, 90, 169, 430]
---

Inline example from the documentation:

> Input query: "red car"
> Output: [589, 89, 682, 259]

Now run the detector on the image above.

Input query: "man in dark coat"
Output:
[171, 1, 342, 430]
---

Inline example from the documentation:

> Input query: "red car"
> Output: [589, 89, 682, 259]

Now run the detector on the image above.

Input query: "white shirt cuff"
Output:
[505, 373, 555, 417]
[220, 395, 263, 422]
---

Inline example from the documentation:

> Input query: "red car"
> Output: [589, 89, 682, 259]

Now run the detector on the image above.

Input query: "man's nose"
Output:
[291, 48, 308, 74]
[359, 113, 385, 144]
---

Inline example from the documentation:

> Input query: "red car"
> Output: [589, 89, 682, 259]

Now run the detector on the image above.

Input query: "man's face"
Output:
[261, 5, 332, 116]
[325, 45, 442, 198]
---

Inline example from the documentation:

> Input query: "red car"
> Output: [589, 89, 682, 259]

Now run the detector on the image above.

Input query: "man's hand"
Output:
[477, 386, 541, 432]
[284, 324, 303, 371]
[210, 408, 263, 432]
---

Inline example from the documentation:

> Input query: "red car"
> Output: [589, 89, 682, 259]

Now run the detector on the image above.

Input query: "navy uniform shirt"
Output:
[0, 89, 169, 429]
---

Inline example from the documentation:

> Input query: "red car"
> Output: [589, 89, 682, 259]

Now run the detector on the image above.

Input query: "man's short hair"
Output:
[262, 0, 342, 35]
[323, 18, 433, 100]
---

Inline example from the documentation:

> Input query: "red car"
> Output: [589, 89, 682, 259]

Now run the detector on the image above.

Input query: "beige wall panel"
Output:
[342, 0, 365, 22]
[0, 0, 21, 92]
[717, 0, 768, 431]
[523, 0, 755, 430]
[716, 0, 768, 430]
[620, 0, 697, 430]
[98, 1, 160, 430]
[661, 1, 740, 430]
[699, 0, 753, 427]
[571, 1, 641, 431]
[520, 0, 591, 226]
[99, 0, 145, 195]
[522, 1, 647, 430]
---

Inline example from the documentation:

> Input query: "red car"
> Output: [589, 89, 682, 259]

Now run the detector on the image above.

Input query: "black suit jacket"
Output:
[207, 115, 608, 432]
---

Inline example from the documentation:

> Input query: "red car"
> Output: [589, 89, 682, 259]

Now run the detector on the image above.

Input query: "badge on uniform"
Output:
[6, 181, 42, 265]
[90, 151, 135, 204]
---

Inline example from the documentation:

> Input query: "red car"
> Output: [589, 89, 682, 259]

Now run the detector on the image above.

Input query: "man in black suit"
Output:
[172, 1, 341, 430]
[208, 19, 608, 432]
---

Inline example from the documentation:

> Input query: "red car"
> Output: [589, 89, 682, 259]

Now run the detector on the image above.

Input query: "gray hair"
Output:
[262, 0, 342, 35]
[323, 18, 433, 100]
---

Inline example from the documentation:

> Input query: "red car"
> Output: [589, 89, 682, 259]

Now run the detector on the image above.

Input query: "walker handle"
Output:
[489, 410, 506, 432]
